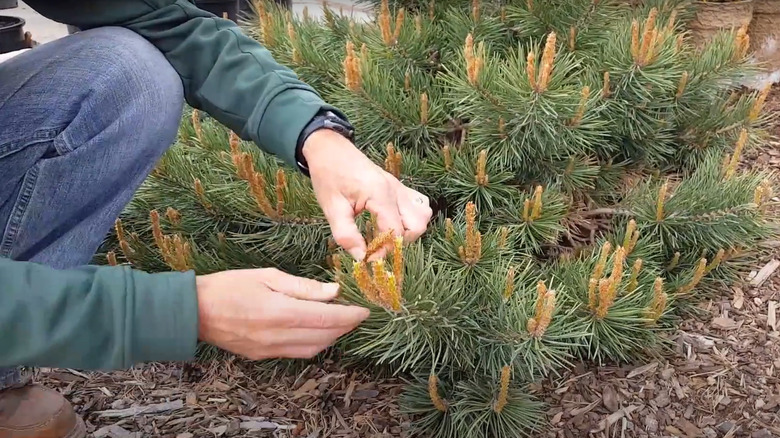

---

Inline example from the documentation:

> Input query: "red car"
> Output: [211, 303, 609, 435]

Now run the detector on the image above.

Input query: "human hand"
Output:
[303, 129, 433, 260]
[195, 268, 370, 360]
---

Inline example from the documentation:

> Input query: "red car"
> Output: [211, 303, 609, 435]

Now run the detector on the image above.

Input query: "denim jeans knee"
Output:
[0, 25, 186, 388]
[48, 27, 185, 155]
[0, 26, 185, 266]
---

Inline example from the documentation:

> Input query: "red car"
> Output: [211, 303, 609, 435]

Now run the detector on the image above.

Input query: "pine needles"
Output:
[103, 2, 780, 438]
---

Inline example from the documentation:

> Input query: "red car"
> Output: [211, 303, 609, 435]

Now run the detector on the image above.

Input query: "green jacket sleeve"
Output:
[0, 258, 199, 370]
[26, 0, 343, 168]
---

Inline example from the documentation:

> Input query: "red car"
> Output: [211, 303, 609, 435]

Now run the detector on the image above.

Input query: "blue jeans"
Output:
[0, 27, 184, 388]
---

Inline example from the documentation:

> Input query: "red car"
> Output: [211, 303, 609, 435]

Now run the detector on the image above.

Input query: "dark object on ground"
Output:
[194, 0, 240, 22]
[0, 15, 24, 54]
[0, 0, 17, 10]
[238, 0, 291, 13]
[195, 0, 291, 23]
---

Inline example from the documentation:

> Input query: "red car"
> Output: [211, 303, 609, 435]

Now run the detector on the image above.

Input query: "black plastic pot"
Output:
[0, 0, 17, 10]
[0, 15, 24, 54]
[238, 0, 291, 14]
[195, 0, 240, 22]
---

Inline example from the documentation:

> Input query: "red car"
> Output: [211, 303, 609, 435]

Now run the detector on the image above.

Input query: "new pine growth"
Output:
[458, 202, 482, 265]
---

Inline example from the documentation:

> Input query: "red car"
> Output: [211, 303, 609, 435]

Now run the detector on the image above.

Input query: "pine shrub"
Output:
[103, 0, 779, 436]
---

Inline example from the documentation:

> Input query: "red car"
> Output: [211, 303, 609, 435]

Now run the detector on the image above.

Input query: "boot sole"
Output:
[64, 415, 86, 438]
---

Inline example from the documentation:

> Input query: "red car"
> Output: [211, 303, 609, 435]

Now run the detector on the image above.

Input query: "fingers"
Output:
[196, 268, 372, 363]
[260, 268, 340, 301]
[369, 197, 404, 238]
[397, 187, 433, 243]
[246, 326, 360, 360]
[364, 190, 404, 261]
[322, 196, 367, 260]
[271, 344, 339, 359]
[240, 268, 369, 328]
[291, 299, 370, 329]
[265, 313, 367, 359]
[313, 159, 428, 262]
[268, 326, 355, 346]
[275, 346, 328, 359]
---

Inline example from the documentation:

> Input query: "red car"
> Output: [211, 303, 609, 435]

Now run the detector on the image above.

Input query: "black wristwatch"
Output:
[295, 110, 355, 176]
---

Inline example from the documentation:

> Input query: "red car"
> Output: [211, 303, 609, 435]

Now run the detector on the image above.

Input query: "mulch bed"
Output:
[33, 86, 780, 438]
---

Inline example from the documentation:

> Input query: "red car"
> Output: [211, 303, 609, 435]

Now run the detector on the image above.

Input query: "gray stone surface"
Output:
[292, 0, 372, 21]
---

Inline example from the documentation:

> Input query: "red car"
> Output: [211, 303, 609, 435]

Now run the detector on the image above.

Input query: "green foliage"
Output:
[102, 0, 780, 437]
[625, 149, 775, 259]
[401, 373, 545, 438]
[336, 241, 483, 373]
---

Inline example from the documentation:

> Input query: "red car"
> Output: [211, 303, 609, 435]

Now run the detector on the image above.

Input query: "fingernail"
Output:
[324, 283, 340, 295]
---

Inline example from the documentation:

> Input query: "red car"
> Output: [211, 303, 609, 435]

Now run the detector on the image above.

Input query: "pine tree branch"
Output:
[579, 208, 634, 217]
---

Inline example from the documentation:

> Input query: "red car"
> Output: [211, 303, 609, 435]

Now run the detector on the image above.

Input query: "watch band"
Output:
[295, 110, 355, 176]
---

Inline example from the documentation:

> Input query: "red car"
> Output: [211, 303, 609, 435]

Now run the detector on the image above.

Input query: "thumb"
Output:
[261, 268, 341, 302]
[323, 196, 367, 261]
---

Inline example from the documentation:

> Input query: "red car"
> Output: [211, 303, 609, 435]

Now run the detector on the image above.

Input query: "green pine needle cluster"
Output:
[99, 0, 779, 436]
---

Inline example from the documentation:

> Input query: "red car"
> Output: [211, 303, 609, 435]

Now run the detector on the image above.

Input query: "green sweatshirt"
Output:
[1, 0, 341, 370]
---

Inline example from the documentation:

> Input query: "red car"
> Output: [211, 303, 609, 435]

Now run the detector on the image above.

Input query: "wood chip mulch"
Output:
[539, 268, 780, 438]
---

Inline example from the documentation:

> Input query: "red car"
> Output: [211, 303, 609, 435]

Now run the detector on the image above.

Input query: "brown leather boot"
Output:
[0, 385, 86, 438]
